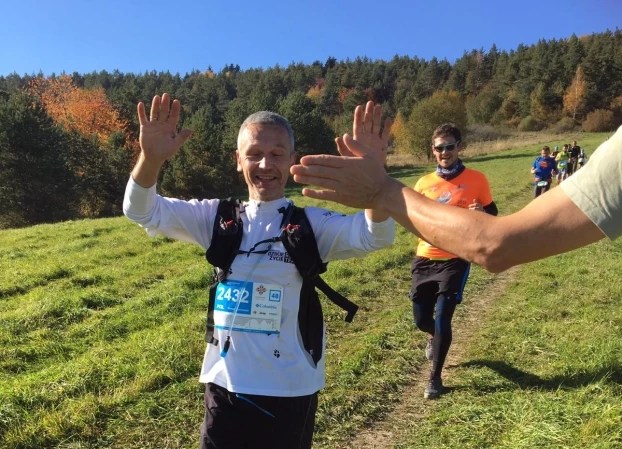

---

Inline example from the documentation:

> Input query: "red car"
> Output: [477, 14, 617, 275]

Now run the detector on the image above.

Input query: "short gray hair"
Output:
[237, 111, 295, 153]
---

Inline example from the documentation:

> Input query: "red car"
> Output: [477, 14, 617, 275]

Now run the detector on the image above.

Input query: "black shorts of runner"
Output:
[567, 158, 575, 176]
[200, 382, 318, 449]
[409, 257, 471, 304]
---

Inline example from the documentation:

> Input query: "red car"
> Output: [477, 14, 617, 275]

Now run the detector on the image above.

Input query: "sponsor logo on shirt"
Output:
[436, 192, 452, 203]
[267, 250, 295, 264]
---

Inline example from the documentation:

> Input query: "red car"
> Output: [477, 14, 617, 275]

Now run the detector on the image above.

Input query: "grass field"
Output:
[1, 133, 619, 448]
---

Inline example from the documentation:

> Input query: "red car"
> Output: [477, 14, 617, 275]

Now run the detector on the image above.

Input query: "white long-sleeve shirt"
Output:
[123, 178, 395, 396]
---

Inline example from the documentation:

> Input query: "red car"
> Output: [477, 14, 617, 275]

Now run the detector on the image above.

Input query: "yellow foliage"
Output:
[338, 87, 356, 104]
[306, 85, 324, 104]
[563, 66, 587, 120]
[390, 112, 410, 154]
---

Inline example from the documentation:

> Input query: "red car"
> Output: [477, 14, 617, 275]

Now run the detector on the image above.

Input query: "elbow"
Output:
[122, 199, 130, 218]
[122, 197, 135, 220]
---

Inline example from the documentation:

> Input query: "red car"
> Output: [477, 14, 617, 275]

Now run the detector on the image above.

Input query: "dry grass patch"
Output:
[387, 130, 583, 167]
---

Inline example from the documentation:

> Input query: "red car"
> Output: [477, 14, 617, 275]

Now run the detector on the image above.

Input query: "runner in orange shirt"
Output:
[410, 123, 497, 399]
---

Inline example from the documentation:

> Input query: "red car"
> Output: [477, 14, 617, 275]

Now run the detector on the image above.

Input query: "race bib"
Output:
[214, 279, 283, 334]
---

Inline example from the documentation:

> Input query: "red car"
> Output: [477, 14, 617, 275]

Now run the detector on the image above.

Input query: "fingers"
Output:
[289, 161, 342, 178]
[147, 93, 179, 122]
[373, 103, 382, 134]
[301, 188, 341, 202]
[297, 154, 347, 169]
[336, 136, 354, 157]
[343, 134, 373, 158]
[364, 101, 374, 133]
[137, 102, 148, 126]
[353, 105, 364, 140]
[149, 95, 161, 121]
[158, 93, 171, 122]
[169, 99, 181, 127]
[293, 174, 341, 190]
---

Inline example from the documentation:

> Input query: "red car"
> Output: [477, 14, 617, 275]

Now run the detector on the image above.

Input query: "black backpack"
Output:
[205, 199, 358, 366]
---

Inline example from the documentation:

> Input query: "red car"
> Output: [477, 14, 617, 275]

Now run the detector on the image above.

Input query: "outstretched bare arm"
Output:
[291, 135, 605, 272]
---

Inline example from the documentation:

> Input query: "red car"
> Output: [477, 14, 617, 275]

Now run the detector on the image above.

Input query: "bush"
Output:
[518, 116, 545, 131]
[582, 109, 616, 132]
[506, 117, 521, 129]
[466, 90, 503, 124]
[407, 90, 467, 159]
[549, 117, 578, 134]
[466, 124, 509, 142]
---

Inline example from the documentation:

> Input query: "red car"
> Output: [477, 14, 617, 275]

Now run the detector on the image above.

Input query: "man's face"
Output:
[236, 123, 296, 202]
[573, 141, 577, 146]
[432, 136, 462, 169]
[541, 149, 550, 158]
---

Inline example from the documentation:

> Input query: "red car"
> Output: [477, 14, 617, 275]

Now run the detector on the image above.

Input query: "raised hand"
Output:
[346, 101, 392, 162]
[137, 93, 193, 162]
[291, 134, 392, 210]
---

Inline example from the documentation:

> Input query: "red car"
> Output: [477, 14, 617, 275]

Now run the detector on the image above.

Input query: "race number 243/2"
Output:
[216, 283, 250, 304]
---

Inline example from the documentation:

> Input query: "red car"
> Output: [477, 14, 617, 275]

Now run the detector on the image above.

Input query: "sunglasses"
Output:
[433, 140, 461, 152]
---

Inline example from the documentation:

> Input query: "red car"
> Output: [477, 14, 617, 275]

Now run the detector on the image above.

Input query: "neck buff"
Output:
[436, 158, 465, 181]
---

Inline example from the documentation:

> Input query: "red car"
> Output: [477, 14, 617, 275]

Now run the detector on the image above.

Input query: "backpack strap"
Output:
[204, 198, 243, 345]
[278, 204, 359, 322]
[204, 200, 359, 362]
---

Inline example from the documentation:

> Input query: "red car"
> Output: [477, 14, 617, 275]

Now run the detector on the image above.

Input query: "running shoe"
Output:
[424, 376, 443, 400]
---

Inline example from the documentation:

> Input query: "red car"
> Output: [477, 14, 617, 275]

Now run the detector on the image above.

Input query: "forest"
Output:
[1, 30, 621, 228]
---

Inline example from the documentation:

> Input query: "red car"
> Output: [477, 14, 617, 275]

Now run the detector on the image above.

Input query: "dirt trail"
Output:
[339, 266, 521, 449]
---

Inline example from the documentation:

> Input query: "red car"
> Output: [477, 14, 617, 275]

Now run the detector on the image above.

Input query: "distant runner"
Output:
[578, 148, 588, 169]
[555, 144, 570, 184]
[569, 140, 581, 175]
[531, 146, 557, 198]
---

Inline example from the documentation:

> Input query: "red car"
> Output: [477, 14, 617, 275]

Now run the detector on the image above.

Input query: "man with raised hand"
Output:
[290, 102, 622, 273]
[123, 94, 394, 449]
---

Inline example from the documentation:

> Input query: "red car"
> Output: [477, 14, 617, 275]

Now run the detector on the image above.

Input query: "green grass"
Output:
[393, 238, 622, 449]
[0, 132, 617, 448]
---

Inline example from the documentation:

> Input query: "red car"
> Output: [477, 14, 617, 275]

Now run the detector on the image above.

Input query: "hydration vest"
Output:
[204, 199, 358, 366]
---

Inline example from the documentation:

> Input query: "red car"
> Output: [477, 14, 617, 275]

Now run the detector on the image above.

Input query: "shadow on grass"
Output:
[459, 359, 622, 391]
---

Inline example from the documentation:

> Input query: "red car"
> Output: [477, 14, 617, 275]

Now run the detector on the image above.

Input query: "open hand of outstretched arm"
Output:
[132, 93, 193, 188]
[291, 135, 604, 272]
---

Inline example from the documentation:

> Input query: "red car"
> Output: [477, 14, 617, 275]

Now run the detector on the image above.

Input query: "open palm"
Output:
[137, 93, 192, 162]
[351, 101, 392, 163]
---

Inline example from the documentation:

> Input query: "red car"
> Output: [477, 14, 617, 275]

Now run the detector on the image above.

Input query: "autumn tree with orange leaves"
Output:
[27, 75, 134, 147]
[27, 75, 137, 217]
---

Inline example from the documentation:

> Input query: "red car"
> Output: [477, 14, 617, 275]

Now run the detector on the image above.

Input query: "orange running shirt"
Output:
[413, 168, 493, 260]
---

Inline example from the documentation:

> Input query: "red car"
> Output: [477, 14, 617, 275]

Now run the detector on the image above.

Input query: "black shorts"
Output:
[409, 257, 471, 304]
[200, 383, 318, 449]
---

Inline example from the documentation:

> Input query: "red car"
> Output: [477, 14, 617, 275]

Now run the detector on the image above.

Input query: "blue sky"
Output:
[2, 0, 620, 76]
